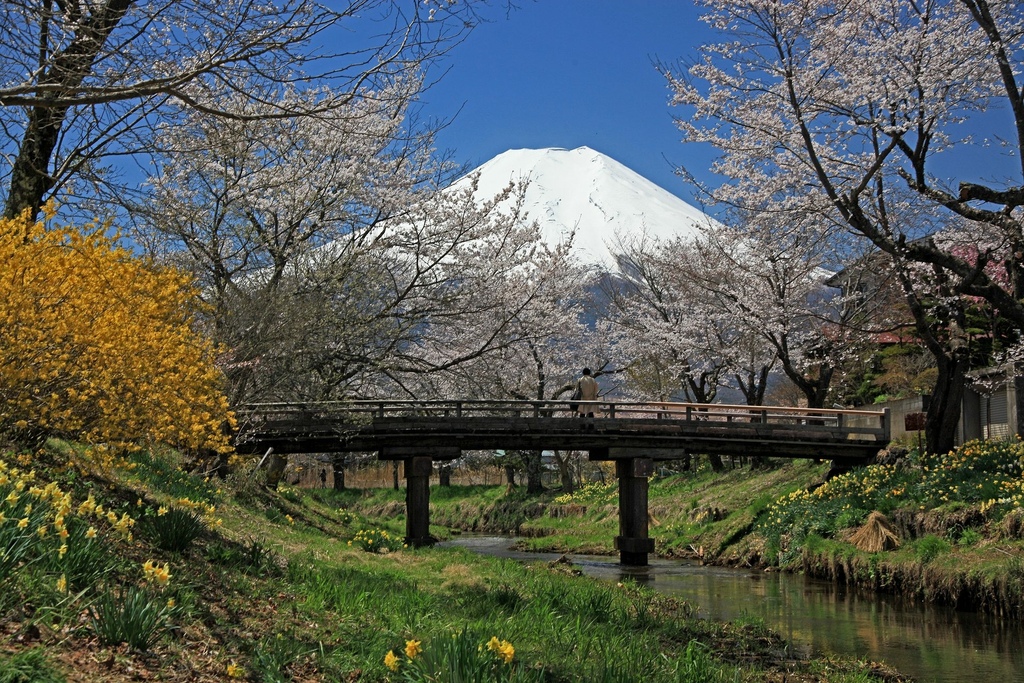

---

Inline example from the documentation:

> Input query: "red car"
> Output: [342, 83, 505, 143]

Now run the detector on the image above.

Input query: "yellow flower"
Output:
[384, 650, 400, 671]
[85, 526, 97, 539]
[404, 639, 422, 659]
[285, 515, 294, 525]
[157, 506, 168, 516]
[17, 518, 28, 529]
[487, 637, 514, 663]
[58, 544, 68, 558]
[166, 598, 176, 609]
[226, 662, 243, 678]
[56, 575, 66, 593]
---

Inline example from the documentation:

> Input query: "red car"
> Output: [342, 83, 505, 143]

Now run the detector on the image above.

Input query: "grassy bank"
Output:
[358, 441, 1024, 615]
[0, 442, 910, 682]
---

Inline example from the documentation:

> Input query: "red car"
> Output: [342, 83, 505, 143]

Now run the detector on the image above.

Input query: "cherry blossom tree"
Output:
[417, 237, 613, 493]
[130, 83, 430, 402]
[664, 0, 1024, 453]
[137, 102, 580, 407]
[601, 232, 732, 405]
[682, 217, 886, 411]
[0, 0, 493, 219]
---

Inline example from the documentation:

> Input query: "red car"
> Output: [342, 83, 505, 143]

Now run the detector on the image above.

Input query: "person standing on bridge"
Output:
[574, 367, 599, 417]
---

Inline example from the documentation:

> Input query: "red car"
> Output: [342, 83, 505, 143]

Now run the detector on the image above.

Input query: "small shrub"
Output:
[915, 535, 950, 563]
[241, 537, 280, 575]
[349, 528, 403, 553]
[139, 507, 206, 552]
[39, 517, 112, 590]
[91, 585, 173, 650]
[956, 529, 983, 547]
[277, 485, 302, 504]
[385, 630, 543, 682]
[553, 481, 616, 506]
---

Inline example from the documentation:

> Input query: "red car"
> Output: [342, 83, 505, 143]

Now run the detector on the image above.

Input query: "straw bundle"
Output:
[848, 511, 901, 552]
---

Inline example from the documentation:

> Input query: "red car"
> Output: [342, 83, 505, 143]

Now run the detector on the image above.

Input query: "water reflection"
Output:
[441, 536, 1024, 683]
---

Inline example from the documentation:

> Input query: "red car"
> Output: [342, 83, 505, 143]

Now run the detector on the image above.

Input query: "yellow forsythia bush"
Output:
[0, 206, 232, 455]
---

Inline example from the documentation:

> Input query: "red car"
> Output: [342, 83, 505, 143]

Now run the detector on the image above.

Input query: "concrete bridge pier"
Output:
[614, 458, 655, 566]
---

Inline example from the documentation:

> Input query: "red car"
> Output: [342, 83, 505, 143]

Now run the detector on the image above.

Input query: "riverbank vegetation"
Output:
[0, 441, 910, 682]
[364, 440, 1024, 615]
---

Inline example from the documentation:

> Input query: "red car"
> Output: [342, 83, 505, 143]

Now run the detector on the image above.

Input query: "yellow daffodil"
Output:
[384, 650, 400, 671]
[404, 639, 422, 659]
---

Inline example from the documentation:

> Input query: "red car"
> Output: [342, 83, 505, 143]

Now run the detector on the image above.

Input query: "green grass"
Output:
[0, 648, 65, 683]
[0, 443, 911, 682]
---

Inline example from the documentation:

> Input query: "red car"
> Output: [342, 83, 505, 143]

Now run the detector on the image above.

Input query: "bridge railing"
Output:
[236, 400, 889, 439]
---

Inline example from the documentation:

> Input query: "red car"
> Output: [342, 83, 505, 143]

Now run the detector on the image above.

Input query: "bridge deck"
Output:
[235, 400, 889, 462]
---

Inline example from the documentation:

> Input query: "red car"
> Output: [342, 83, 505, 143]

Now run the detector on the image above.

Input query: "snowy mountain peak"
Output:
[452, 146, 713, 270]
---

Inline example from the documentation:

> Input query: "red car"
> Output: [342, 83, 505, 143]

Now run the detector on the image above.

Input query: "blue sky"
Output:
[420, 2, 718, 206]
[418, 2, 1019, 213]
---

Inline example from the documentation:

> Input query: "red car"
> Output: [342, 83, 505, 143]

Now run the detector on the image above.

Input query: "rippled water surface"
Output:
[442, 535, 1024, 683]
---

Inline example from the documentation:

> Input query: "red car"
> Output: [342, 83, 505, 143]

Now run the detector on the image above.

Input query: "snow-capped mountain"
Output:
[451, 146, 715, 270]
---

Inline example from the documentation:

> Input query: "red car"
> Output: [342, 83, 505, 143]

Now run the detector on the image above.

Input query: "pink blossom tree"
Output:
[664, 0, 1024, 453]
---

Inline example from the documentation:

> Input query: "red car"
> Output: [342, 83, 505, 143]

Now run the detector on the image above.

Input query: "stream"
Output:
[440, 535, 1024, 683]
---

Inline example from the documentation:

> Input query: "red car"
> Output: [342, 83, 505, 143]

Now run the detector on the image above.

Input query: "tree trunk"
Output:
[926, 352, 968, 455]
[265, 453, 288, 490]
[439, 463, 452, 487]
[5, 106, 65, 220]
[332, 454, 346, 491]
[392, 460, 400, 491]
[708, 454, 725, 472]
[4, 0, 134, 220]
[556, 451, 575, 493]
[504, 464, 516, 487]
[524, 450, 544, 494]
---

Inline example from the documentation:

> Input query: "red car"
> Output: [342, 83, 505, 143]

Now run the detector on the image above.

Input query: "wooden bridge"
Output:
[234, 400, 890, 565]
